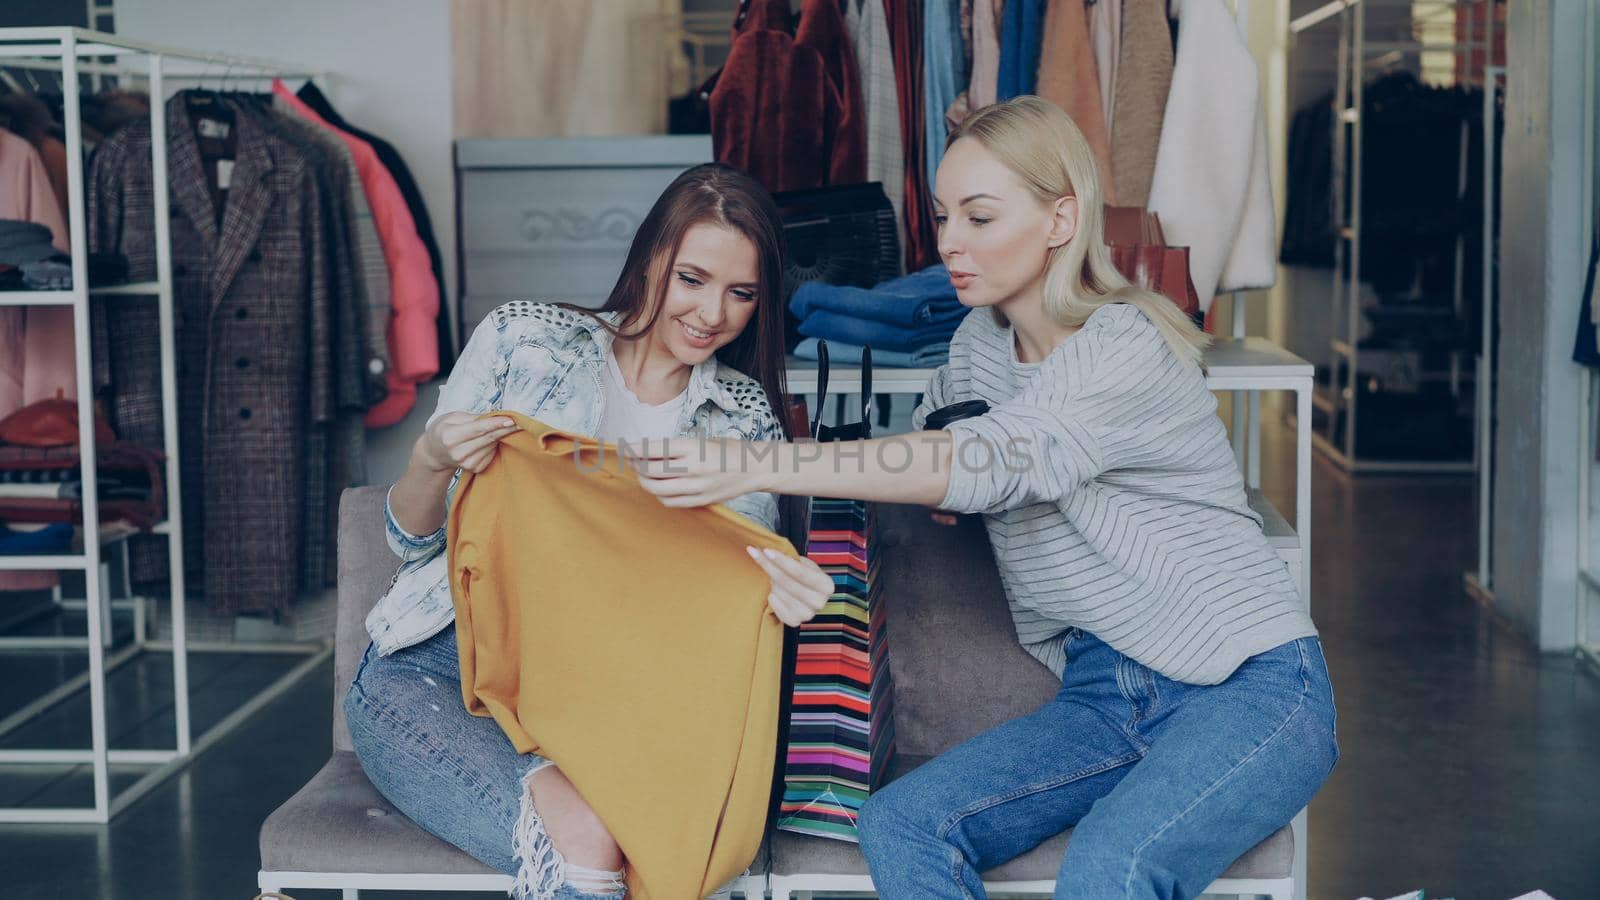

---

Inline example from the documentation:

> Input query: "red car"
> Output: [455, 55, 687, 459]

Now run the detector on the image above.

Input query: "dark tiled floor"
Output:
[0, 423, 1597, 899]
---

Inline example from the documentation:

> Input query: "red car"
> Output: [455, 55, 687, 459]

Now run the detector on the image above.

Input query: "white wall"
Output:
[115, 0, 456, 483]
[1492, 0, 1588, 650]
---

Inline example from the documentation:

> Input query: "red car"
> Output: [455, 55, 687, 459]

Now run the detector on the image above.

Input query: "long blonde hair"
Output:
[946, 96, 1209, 367]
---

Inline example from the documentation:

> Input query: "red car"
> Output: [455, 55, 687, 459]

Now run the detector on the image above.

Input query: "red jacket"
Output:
[711, 0, 866, 193]
[272, 80, 438, 427]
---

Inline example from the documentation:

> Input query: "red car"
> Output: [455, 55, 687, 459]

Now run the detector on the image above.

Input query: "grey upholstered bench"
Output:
[258, 486, 1296, 899]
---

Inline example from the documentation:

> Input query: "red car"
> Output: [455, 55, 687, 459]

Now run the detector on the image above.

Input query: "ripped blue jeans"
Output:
[344, 624, 627, 900]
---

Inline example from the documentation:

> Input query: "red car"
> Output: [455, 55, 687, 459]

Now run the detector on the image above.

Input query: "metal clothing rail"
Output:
[1466, 64, 1505, 611]
[0, 27, 330, 825]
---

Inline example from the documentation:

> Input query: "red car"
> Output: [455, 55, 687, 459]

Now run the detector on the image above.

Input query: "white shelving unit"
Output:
[0, 27, 330, 825]
[1290, 0, 1498, 475]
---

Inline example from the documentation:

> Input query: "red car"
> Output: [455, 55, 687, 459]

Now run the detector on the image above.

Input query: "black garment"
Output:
[1282, 75, 1485, 281]
[1278, 94, 1336, 267]
[294, 82, 455, 370]
[1281, 74, 1498, 348]
[1573, 227, 1600, 369]
[1359, 73, 1478, 295]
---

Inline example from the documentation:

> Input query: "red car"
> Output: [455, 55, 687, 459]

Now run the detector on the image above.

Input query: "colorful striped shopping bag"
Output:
[774, 342, 896, 842]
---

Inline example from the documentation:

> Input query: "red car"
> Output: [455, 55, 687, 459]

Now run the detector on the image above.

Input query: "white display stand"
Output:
[0, 27, 330, 825]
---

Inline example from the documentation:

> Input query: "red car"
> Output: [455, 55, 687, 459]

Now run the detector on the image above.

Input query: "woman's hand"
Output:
[746, 545, 834, 627]
[416, 412, 521, 474]
[633, 437, 771, 508]
[931, 512, 959, 526]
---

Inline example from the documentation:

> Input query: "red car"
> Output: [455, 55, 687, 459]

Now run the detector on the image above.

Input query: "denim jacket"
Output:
[365, 300, 786, 655]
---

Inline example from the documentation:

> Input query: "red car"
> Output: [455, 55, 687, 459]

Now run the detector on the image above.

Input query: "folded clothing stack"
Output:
[0, 468, 155, 500]
[0, 443, 165, 530]
[0, 396, 166, 533]
[0, 219, 130, 290]
[790, 265, 968, 367]
[0, 522, 74, 555]
[793, 338, 949, 369]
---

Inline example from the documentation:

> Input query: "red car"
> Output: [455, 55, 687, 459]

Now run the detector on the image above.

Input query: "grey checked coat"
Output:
[89, 93, 357, 615]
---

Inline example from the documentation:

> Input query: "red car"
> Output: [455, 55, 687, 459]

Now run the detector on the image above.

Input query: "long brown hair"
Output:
[564, 163, 792, 438]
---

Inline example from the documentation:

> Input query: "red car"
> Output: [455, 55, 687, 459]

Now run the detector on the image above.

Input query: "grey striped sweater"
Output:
[916, 302, 1316, 685]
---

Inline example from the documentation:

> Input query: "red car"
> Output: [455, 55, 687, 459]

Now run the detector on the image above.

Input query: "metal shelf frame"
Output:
[1291, 0, 1499, 475]
[0, 27, 331, 825]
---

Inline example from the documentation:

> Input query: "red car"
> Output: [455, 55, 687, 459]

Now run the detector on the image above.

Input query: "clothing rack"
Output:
[1290, 0, 1499, 475]
[0, 27, 330, 825]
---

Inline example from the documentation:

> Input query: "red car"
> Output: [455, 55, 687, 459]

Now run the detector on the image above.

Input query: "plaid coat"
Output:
[89, 94, 343, 615]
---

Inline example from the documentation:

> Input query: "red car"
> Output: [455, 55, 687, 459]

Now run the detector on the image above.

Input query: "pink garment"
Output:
[0, 128, 72, 592]
[947, 0, 1003, 129]
[1, 128, 69, 252]
[271, 80, 439, 427]
[0, 129, 76, 416]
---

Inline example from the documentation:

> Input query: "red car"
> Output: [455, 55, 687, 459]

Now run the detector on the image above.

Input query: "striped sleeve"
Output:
[913, 312, 975, 430]
[911, 364, 955, 431]
[938, 310, 1170, 515]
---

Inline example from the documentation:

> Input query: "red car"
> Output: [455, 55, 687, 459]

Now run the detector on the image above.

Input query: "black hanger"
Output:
[810, 340, 829, 439]
[813, 342, 874, 443]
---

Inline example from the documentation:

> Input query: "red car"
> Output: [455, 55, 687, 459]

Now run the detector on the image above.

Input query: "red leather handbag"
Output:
[1103, 206, 1201, 319]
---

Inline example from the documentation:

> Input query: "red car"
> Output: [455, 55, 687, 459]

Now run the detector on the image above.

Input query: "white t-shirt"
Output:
[596, 345, 689, 445]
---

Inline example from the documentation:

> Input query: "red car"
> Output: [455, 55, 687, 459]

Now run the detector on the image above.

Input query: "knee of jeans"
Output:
[857, 790, 888, 844]
[858, 781, 929, 848]
[512, 762, 627, 900]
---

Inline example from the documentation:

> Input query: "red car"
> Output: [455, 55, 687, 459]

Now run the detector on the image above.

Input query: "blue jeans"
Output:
[857, 631, 1338, 900]
[789, 264, 964, 327]
[344, 625, 627, 900]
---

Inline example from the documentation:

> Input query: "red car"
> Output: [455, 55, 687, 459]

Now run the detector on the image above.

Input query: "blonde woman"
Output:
[634, 97, 1337, 899]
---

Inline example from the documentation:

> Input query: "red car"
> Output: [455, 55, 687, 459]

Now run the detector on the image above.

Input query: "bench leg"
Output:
[343, 889, 359, 899]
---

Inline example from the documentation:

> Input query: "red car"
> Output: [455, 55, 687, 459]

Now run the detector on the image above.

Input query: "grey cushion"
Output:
[770, 823, 1293, 883]
[332, 485, 397, 752]
[769, 758, 1293, 882]
[875, 504, 1061, 759]
[260, 750, 501, 876]
[278, 491, 1286, 886]
[261, 751, 773, 878]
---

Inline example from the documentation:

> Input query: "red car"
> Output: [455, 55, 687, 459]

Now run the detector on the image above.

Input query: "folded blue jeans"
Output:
[798, 309, 966, 352]
[790, 264, 965, 327]
[857, 631, 1338, 899]
[794, 337, 949, 369]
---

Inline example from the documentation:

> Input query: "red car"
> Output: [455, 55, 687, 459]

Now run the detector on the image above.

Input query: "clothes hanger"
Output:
[810, 339, 829, 440]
